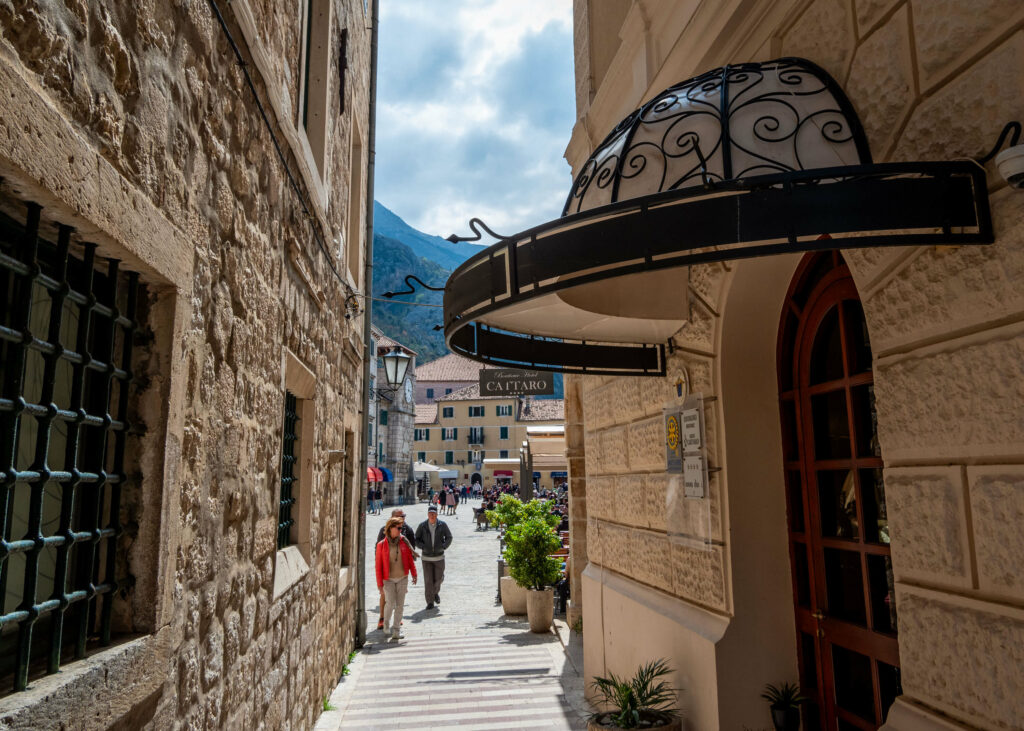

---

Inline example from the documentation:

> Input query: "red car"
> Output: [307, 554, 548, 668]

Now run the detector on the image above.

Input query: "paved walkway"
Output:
[316, 499, 590, 731]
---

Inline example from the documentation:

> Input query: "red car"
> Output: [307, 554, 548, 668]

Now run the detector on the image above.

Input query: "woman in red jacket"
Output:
[375, 516, 418, 641]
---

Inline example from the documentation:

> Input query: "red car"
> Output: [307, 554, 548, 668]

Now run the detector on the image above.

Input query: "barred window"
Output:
[278, 391, 299, 549]
[0, 200, 142, 693]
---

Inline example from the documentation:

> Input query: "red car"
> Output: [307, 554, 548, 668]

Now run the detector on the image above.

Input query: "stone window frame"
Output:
[442, 406, 453, 418]
[441, 427, 457, 441]
[273, 349, 316, 600]
[417, 451, 426, 462]
[500, 450, 509, 459]
[500, 426, 509, 439]
[0, 65, 194, 719]
[297, 0, 333, 181]
[496, 404, 512, 416]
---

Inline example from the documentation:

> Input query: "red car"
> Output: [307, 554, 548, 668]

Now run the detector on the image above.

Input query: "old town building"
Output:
[413, 371, 565, 489]
[368, 328, 416, 504]
[440, 1, 1024, 730]
[0, 0, 372, 728]
[413, 351, 494, 404]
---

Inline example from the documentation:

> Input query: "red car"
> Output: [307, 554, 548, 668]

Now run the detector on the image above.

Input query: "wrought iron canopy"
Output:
[443, 57, 994, 377]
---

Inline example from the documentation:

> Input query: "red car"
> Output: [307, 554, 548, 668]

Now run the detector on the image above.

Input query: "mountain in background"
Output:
[373, 201, 481, 271]
[371, 202, 562, 398]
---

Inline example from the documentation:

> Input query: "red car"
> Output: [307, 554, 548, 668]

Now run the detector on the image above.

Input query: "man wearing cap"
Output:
[415, 505, 453, 610]
[375, 509, 417, 630]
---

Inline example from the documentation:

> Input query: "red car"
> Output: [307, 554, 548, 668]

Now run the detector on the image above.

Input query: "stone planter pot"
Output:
[500, 576, 527, 615]
[526, 587, 554, 633]
[587, 713, 681, 731]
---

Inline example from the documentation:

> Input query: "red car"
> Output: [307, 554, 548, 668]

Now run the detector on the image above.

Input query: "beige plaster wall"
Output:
[0, 0, 371, 728]
[568, 2, 1024, 730]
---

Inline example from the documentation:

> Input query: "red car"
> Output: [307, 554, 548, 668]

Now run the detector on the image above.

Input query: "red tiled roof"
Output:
[415, 353, 492, 382]
[376, 333, 416, 355]
[415, 403, 438, 424]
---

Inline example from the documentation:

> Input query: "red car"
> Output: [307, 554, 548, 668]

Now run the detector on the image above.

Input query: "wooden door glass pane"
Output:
[867, 554, 898, 634]
[877, 661, 902, 722]
[859, 468, 889, 545]
[851, 384, 880, 458]
[812, 390, 852, 459]
[818, 469, 859, 540]
[824, 548, 867, 626]
[780, 311, 799, 391]
[792, 253, 836, 308]
[810, 306, 844, 384]
[800, 632, 818, 691]
[794, 542, 811, 608]
[832, 644, 876, 723]
[843, 300, 873, 375]
[781, 398, 799, 461]
[787, 470, 805, 533]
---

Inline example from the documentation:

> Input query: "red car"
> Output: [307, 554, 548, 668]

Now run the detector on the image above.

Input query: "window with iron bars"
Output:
[278, 391, 299, 549]
[0, 199, 142, 694]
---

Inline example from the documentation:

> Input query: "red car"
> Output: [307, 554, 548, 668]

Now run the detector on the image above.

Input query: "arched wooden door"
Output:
[777, 252, 901, 730]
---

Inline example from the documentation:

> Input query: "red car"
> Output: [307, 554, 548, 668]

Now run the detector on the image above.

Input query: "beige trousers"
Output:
[382, 575, 408, 631]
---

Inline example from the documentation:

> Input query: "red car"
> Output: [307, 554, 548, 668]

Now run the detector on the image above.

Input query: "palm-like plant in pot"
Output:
[589, 659, 681, 730]
[503, 514, 563, 632]
[761, 682, 806, 731]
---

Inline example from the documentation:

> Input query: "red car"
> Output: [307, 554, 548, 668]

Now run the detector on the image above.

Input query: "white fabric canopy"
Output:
[413, 461, 442, 474]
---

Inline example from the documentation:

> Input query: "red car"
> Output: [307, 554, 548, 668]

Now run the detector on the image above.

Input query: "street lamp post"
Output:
[521, 440, 533, 501]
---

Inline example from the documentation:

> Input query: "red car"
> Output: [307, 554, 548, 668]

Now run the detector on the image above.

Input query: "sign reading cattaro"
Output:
[479, 368, 555, 396]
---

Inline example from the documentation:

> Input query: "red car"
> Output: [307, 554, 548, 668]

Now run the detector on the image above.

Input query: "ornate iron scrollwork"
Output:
[564, 57, 871, 215]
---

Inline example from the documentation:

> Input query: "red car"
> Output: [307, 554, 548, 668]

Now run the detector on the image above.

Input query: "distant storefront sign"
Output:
[480, 368, 555, 396]
[550, 471, 567, 478]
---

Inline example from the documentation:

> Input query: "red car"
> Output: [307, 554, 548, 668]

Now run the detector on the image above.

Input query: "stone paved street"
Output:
[316, 499, 590, 730]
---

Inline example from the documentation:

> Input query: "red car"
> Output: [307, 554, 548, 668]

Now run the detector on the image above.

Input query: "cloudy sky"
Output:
[375, 0, 576, 238]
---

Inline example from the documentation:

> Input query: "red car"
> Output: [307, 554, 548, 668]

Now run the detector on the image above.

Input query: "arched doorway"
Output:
[471, 472, 482, 486]
[777, 252, 900, 730]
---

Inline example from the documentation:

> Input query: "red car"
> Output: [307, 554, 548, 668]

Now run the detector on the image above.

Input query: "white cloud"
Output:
[375, 0, 576, 238]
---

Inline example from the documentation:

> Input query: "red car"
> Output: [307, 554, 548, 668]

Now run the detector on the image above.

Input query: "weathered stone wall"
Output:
[0, 0, 371, 728]
[569, 1, 1024, 728]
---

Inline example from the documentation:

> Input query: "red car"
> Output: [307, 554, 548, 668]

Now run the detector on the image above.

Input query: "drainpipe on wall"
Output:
[355, 0, 379, 649]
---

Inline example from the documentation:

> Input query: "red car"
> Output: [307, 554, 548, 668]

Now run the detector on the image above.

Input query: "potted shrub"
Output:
[589, 659, 681, 730]
[503, 514, 563, 632]
[490, 498, 560, 617]
[761, 682, 806, 731]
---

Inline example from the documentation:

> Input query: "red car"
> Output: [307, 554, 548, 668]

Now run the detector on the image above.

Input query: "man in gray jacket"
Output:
[415, 505, 453, 610]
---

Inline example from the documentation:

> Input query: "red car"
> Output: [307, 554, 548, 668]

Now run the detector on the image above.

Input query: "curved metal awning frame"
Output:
[444, 160, 992, 376]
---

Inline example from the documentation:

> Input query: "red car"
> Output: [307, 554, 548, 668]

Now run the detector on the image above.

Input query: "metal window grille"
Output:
[0, 199, 140, 693]
[278, 391, 299, 549]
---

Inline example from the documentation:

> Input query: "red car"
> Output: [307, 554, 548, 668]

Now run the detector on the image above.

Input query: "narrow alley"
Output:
[315, 500, 591, 730]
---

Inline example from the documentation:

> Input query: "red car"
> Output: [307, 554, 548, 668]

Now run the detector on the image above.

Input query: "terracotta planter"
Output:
[526, 587, 554, 632]
[587, 713, 682, 731]
[500, 575, 527, 615]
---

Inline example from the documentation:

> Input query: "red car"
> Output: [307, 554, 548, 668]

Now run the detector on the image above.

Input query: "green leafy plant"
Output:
[761, 682, 806, 709]
[321, 696, 335, 712]
[486, 497, 559, 533]
[572, 617, 583, 635]
[503, 515, 563, 591]
[590, 659, 679, 729]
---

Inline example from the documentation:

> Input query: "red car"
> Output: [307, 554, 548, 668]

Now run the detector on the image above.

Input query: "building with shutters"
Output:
[413, 381, 564, 489]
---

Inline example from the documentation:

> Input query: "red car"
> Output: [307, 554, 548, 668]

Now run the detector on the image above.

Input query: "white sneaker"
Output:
[390, 631, 403, 641]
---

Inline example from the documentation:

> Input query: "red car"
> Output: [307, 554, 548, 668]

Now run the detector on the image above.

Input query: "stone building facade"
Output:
[565, 2, 1024, 730]
[0, 0, 372, 728]
[369, 328, 416, 504]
